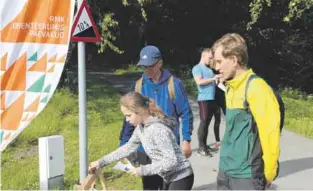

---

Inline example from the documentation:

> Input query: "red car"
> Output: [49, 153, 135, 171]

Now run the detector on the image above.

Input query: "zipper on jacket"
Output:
[153, 88, 158, 105]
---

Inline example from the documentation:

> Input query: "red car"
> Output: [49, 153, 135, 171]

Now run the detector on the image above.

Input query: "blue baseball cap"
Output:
[137, 45, 162, 66]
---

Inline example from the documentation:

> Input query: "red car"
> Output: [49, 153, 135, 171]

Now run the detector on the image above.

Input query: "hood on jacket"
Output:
[142, 69, 172, 85]
[144, 116, 177, 130]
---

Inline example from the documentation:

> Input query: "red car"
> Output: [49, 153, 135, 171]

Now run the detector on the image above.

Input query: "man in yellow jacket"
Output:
[212, 33, 281, 190]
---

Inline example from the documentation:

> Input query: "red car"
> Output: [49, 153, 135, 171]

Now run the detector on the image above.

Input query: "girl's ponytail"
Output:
[120, 92, 165, 119]
[148, 98, 165, 119]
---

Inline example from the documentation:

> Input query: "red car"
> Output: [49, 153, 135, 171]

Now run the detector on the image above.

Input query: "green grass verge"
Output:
[1, 77, 142, 190]
[280, 88, 313, 138]
[282, 96, 313, 138]
[114, 64, 142, 75]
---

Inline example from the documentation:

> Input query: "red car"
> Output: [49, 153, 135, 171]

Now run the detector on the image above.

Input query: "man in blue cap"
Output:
[119, 45, 194, 190]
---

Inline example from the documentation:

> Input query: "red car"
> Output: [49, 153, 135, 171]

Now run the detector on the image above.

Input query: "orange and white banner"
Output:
[0, 0, 75, 151]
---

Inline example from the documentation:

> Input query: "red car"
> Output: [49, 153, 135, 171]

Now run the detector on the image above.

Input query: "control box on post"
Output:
[39, 135, 65, 190]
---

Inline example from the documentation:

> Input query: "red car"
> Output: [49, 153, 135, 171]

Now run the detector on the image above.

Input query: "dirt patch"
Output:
[13, 145, 38, 160]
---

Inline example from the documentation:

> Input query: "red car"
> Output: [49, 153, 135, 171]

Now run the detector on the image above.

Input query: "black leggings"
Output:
[197, 100, 218, 149]
[137, 151, 194, 190]
[213, 108, 221, 142]
[163, 174, 194, 190]
[213, 105, 226, 142]
[137, 151, 163, 190]
[214, 88, 226, 142]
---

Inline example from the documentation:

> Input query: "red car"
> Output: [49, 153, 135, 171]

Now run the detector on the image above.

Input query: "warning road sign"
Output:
[71, 0, 101, 42]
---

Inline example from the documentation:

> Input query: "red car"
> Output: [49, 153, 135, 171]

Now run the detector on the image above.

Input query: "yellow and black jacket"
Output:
[219, 69, 280, 181]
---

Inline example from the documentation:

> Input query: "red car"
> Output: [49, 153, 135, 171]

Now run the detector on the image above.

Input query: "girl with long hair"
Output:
[89, 92, 194, 190]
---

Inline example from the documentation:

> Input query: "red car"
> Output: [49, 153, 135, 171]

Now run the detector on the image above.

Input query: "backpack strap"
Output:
[243, 74, 259, 111]
[135, 77, 143, 94]
[135, 76, 175, 101]
[244, 74, 281, 181]
[168, 76, 175, 101]
[243, 74, 260, 134]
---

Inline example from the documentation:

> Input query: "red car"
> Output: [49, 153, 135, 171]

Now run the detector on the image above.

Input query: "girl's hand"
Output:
[128, 167, 142, 176]
[89, 160, 100, 174]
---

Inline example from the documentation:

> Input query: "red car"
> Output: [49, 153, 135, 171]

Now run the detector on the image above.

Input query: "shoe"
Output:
[207, 145, 219, 152]
[197, 148, 213, 157]
[214, 142, 221, 149]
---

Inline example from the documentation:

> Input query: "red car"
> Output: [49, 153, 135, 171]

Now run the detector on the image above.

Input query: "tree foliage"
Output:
[78, 0, 313, 93]
[248, 0, 313, 28]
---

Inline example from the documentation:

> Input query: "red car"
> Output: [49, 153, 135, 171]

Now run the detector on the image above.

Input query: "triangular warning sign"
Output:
[71, 0, 101, 42]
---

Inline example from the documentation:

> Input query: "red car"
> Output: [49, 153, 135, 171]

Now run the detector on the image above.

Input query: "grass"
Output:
[114, 64, 142, 75]
[183, 78, 198, 98]
[280, 88, 313, 138]
[1, 76, 142, 190]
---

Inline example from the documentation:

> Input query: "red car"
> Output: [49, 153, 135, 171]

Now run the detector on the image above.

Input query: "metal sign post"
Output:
[78, 41, 87, 182]
[77, 0, 87, 182]
[72, 0, 101, 182]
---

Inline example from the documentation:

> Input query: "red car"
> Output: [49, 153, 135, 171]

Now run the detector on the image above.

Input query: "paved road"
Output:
[90, 71, 313, 190]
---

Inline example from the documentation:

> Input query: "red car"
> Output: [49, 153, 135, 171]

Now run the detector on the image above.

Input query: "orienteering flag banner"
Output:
[0, 0, 75, 151]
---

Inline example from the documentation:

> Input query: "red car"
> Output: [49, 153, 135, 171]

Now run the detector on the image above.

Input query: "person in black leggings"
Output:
[163, 174, 194, 190]
[137, 151, 164, 190]
[212, 86, 226, 147]
[197, 100, 219, 156]
[209, 60, 226, 149]
[192, 48, 220, 157]
[138, 144, 194, 190]
[90, 92, 194, 191]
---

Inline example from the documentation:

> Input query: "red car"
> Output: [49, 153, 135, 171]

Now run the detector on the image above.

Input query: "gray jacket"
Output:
[98, 116, 193, 182]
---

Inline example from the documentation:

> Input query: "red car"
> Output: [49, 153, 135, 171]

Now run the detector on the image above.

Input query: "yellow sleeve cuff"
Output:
[264, 161, 278, 181]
